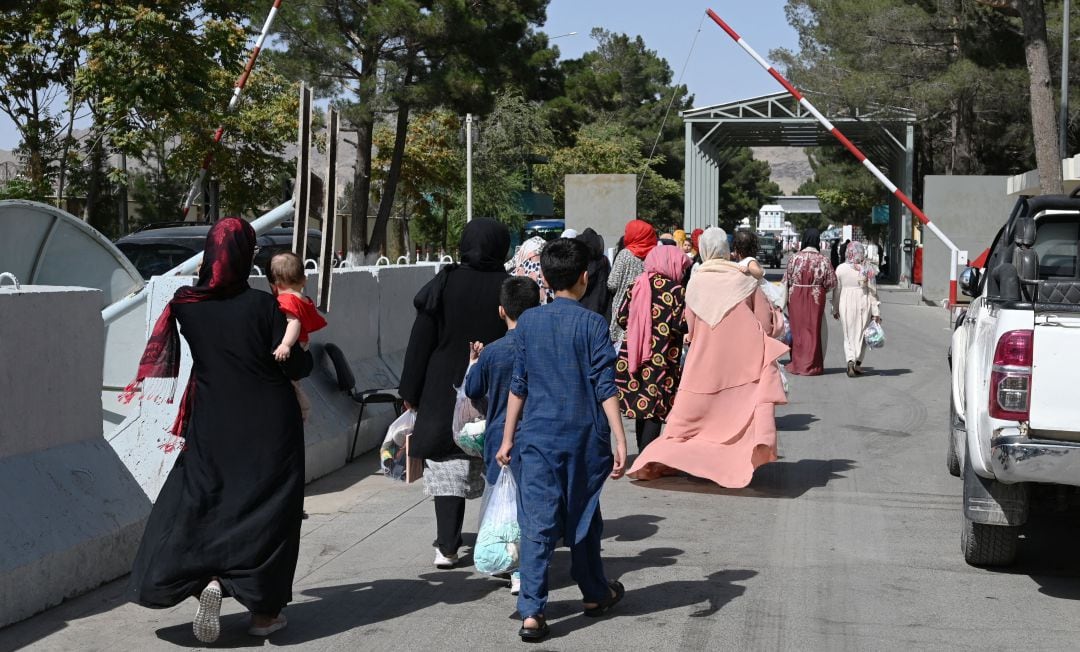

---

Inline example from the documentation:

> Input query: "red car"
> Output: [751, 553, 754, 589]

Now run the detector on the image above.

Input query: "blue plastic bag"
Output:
[473, 467, 521, 575]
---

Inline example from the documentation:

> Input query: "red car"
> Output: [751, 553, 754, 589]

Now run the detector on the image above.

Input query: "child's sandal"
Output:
[518, 614, 549, 642]
[583, 580, 625, 617]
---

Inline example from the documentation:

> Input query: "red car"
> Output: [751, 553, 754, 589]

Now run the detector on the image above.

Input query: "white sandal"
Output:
[193, 580, 222, 643]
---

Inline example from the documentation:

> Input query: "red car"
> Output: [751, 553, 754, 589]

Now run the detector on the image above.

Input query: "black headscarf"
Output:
[801, 228, 821, 251]
[459, 218, 510, 272]
[577, 228, 605, 260]
[417, 218, 509, 314]
[576, 228, 613, 319]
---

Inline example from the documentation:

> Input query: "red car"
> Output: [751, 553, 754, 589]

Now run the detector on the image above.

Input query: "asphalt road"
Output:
[4, 289, 1080, 651]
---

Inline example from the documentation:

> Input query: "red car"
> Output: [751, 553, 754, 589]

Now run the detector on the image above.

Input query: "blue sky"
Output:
[544, 0, 799, 107]
[0, 1, 798, 150]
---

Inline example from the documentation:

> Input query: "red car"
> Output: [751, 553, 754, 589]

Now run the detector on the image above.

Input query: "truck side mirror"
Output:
[959, 267, 981, 297]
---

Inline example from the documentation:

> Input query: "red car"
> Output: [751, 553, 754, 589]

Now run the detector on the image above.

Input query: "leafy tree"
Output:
[270, 0, 556, 261]
[374, 91, 554, 252]
[714, 148, 782, 232]
[796, 146, 888, 233]
[0, 0, 78, 198]
[774, 0, 1034, 181]
[545, 28, 692, 222]
[0, 0, 295, 227]
[975, 0, 1062, 193]
[533, 120, 682, 231]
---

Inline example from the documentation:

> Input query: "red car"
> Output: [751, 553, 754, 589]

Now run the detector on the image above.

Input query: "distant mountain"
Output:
[752, 146, 814, 196]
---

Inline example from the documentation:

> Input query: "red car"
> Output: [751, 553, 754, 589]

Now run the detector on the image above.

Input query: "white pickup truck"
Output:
[950, 193, 1080, 566]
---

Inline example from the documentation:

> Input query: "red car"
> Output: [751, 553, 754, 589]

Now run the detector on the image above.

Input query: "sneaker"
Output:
[193, 580, 222, 643]
[248, 614, 288, 637]
[434, 548, 458, 569]
[510, 574, 521, 596]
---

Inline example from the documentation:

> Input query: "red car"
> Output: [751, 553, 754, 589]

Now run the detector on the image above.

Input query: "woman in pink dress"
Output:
[628, 228, 788, 488]
[783, 229, 836, 376]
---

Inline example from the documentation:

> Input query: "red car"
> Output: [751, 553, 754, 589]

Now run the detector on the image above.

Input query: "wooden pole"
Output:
[318, 108, 339, 311]
[292, 83, 312, 257]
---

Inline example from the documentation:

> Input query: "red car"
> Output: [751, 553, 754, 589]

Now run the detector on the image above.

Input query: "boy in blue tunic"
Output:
[464, 276, 540, 596]
[497, 238, 628, 642]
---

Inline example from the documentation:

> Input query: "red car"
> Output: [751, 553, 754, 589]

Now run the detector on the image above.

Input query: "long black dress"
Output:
[400, 219, 510, 462]
[129, 287, 310, 615]
[577, 228, 613, 321]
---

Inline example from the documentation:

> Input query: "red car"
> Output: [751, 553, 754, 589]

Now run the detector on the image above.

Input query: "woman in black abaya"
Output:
[400, 218, 510, 569]
[124, 218, 312, 643]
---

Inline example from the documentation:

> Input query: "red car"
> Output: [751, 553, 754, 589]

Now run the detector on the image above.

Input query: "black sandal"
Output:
[584, 580, 625, 617]
[518, 614, 549, 642]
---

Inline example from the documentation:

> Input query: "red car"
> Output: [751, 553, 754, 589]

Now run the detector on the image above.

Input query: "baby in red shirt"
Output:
[269, 252, 327, 420]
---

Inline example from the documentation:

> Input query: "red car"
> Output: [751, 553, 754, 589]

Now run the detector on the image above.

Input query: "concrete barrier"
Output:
[0, 286, 151, 628]
[923, 176, 1013, 304]
[109, 264, 437, 496]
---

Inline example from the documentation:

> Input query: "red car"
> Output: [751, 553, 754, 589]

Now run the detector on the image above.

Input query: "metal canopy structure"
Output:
[682, 92, 918, 280]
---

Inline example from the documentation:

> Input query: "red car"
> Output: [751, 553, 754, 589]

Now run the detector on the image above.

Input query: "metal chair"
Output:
[322, 343, 403, 462]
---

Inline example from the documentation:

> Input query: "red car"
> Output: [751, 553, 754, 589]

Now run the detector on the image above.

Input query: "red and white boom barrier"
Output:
[706, 8, 962, 306]
[181, 0, 284, 217]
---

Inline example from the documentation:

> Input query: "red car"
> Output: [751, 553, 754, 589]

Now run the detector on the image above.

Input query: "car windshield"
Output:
[117, 242, 199, 280]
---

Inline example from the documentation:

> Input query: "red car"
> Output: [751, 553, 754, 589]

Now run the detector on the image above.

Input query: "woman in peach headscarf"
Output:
[628, 227, 788, 488]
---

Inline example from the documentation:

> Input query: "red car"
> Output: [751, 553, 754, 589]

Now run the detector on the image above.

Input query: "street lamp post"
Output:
[466, 113, 473, 222]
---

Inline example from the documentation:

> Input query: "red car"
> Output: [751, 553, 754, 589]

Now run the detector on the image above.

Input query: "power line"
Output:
[639, 11, 706, 193]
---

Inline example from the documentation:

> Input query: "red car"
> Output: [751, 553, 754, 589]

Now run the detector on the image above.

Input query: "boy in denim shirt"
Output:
[464, 276, 540, 596]
[496, 238, 628, 641]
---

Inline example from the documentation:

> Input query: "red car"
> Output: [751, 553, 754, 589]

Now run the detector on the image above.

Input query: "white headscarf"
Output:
[686, 228, 758, 327]
[698, 226, 731, 261]
[560, 228, 579, 239]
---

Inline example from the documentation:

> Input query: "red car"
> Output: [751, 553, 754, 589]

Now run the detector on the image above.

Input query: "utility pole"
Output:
[466, 113, 473, 222]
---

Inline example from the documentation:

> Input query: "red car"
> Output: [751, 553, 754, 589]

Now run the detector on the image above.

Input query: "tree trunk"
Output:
[349, 119, 373, 259]
[366, 100, 411, 260]
[56, 84, 77, 210]
[346, 46, 378, 263]
[1017, 0, 1064, 194]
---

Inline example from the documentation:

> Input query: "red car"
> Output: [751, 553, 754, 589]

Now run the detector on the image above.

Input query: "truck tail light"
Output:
[989, 329, 1033, 421]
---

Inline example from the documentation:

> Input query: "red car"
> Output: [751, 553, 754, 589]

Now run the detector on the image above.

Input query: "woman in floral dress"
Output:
[783, 229, 837, 376]
[615, 246, 692, 451]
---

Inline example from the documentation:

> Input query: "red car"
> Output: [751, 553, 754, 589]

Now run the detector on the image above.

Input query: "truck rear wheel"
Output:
[961, 515, 1019, 566]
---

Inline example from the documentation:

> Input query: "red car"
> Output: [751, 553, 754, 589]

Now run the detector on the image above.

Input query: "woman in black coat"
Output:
[126, 218, 312, 643]
[576, 227, 613, 321]
[399, 218, 510, 568]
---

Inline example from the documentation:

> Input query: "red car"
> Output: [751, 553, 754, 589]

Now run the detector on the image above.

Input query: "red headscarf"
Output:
[625, 246, 692, 374]
[120, 218, 257, 445]
[691, 228, 704, 254]
[623, 219, 658, 259]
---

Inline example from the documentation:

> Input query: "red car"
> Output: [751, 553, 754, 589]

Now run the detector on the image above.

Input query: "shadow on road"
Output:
[991, 511, 1080, 601]
[603, 513, 664, 542]
[543, 568, 757, 640]
[861, 367, 913, 377]
[156, 571, 504, 647]
[630, 458, 856, 499]
[775, 413, 819, 431]
[542, 545, 686, 600]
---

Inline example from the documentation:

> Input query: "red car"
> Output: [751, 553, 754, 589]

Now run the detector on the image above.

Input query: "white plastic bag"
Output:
[474, 467, 521, 575]
[759, 280, 785, 307]
[380, 410, 415, 481]
[864, 320, 885, 349]
[451, 381, 485, 457]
